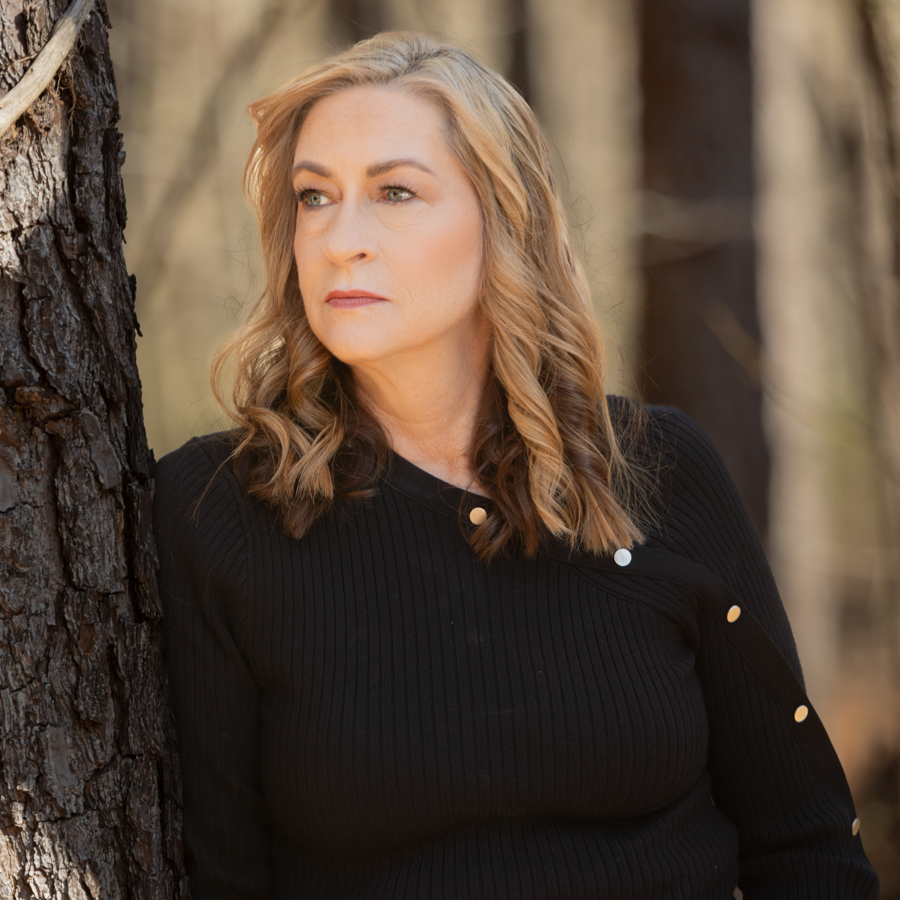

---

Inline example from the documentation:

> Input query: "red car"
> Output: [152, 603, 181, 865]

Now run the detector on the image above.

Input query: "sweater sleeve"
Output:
[648, 407, 879, 898]
[153, 437, 273, 900]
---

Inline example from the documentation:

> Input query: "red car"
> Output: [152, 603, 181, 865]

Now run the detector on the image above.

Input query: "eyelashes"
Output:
[293, 184, 416, 207]
[293, 188, 327, 207]
[381, 183, 415, 202]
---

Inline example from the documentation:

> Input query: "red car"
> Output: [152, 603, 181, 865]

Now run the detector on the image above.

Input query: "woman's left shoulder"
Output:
[606, 395, 741, 515]
[606, 395, 717, 467]
[606, 396, 769, 578]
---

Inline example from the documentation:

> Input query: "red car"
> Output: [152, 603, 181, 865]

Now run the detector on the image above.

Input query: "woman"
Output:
[152, 32, 879, 898]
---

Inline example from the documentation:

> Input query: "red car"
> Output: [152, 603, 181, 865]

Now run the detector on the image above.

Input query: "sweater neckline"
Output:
[381, 450, 614, 567]
[382, 450, 494, 522]
[381, 449, 629, 569]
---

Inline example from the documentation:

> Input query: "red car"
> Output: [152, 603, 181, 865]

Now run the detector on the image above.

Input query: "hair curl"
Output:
[212, 31, 651, 559]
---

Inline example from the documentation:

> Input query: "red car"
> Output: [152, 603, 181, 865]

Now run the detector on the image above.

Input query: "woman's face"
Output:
[291, 85, 486, 370]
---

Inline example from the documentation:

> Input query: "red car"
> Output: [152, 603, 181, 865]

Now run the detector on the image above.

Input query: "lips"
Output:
[325, 289, 388, 309]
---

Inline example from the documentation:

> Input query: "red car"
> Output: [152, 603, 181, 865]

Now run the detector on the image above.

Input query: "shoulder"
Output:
[607, 395, 735, 499]
[152, 431, 247, 543]
[154, 431, 238, 487]
[152, 433, 258, 620]
[607, 394, 715, 466]
[607, 395, 764, 573]
[641, 403, 747, 532]
[153, 431, 241, 504]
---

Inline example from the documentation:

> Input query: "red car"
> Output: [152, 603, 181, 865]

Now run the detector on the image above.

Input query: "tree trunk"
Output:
[0, 2, 185, 897]
[637, 0, 769, 542]
[331, 0, 385, 44]
[506, 0, 531, 105]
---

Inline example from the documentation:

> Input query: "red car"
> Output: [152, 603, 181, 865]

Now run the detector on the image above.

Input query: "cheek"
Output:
[407, 208, 483, 301]
[447, 197, 484, 272]
[293, 237, 319, 334]
[293, 231, 319, 306]
[293, 225, 308, 279]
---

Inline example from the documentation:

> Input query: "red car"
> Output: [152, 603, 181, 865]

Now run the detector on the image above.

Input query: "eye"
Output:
[295, 189, 332, 208]
[383, 186, 414, 202]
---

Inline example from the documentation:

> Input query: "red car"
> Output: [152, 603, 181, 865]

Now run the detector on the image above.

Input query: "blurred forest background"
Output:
[103, 0, 900, 889]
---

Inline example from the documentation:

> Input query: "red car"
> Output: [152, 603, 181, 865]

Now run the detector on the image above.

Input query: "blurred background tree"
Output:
[104, 0, 900, 890]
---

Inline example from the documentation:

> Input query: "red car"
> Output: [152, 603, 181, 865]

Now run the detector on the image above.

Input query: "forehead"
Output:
[293, 85, 451, 164]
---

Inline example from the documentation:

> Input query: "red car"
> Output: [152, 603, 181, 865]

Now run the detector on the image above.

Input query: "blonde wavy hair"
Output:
[212, 31, 650, 559]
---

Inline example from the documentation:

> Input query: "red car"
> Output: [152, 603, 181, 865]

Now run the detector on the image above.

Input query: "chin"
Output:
[308, 309, 402, 365]
[316, 332, 399, 368]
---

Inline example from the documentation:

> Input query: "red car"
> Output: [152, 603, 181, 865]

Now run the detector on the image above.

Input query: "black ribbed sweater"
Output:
[152, 404, 878, 899]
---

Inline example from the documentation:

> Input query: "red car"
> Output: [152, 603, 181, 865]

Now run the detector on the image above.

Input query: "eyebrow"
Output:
[291, 158, 436, 178]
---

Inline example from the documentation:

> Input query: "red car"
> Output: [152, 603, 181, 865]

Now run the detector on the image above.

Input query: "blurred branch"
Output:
[641, 191, 753, 263]
[132, 0, 303, 300]
[0, 0, 96, 136]
[642, 191, 753, 242]
[696, 246, 900, 488]
[759, 372, 900, 488]
[704, 300, 760, 385]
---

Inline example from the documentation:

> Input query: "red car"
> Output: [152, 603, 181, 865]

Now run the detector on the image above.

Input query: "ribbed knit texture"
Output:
[152, 403, 879, 899]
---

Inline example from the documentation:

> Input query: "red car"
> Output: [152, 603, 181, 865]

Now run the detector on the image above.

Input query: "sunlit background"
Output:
[105, 0, 900, 889]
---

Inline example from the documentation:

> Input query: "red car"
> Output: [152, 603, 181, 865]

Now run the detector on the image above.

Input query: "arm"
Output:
[648, 407, 878, 898]
[153, 438, 273, 900]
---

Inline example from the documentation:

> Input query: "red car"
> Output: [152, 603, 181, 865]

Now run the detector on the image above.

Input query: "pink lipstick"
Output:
[325, 290, 388, 309]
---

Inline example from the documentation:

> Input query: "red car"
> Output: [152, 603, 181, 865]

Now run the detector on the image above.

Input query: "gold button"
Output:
[469, 506, 487, 525]
[794, 704, 809, 723]
[852, 817, 860, 836]
[726, 605, 741, 623]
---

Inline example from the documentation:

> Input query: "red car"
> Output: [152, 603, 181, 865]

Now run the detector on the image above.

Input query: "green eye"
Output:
[294, 189, 330, 207]
[385, 187, 412, 202]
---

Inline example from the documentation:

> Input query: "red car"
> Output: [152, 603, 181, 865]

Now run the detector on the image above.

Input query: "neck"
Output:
[350, 336, 491, 494]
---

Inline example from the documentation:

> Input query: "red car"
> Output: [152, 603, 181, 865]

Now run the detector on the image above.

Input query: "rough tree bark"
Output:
[0, 1, 185, 898]
[637, 0, 770, 542]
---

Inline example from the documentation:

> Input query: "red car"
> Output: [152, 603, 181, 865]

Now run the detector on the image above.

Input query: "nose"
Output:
[323, 198, 377, 267]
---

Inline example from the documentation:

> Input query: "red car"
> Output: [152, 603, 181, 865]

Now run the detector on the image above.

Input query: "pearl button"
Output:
[852, 817, 860, 836]
[614, 548, 632, 567]
[726, 605, 741, 623]
[469, 506, 487, 525]
[794, 704, 809, 723]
